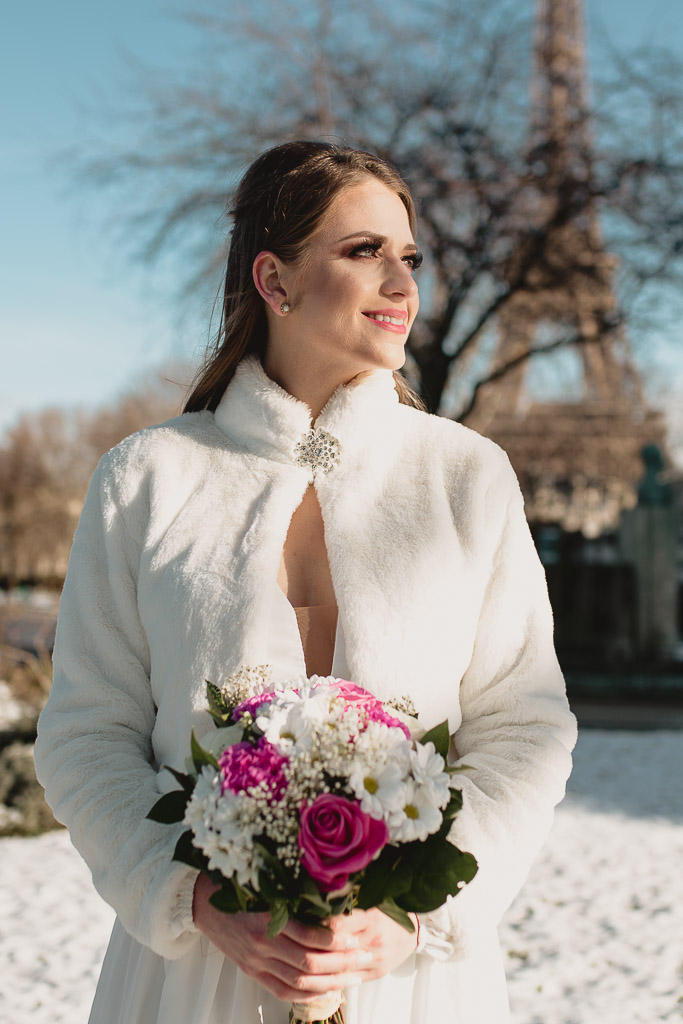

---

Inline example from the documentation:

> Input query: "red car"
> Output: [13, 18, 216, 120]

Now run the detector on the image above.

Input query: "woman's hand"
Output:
[192, 874, 418, 1004]
[322, 907, 419, 982]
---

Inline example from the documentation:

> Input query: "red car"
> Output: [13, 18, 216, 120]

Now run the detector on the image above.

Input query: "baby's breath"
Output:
[385, 694, 417, 717]
[219, 664, 272, 706]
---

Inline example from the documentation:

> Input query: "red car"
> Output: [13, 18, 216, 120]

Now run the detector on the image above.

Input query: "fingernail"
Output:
[346, 975, 362, 987]
[356, 950, 373, 967]
[344, 935, 359, 949]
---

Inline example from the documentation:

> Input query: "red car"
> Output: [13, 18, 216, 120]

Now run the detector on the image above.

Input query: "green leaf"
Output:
[172, 830, 207, 871]
[357, 847, 414, 910]
[208, 709, 231, 727]
[328, 892, 353, 917]
[294, 871, 333, 916]
[419, 720, 450, 759]
[299, 888, 333, 915]
[190, 730, 220, 771]
[445, 787, 463, 813]
[437, 788, 464, 834]
[258, 869, 288, 903]
[397, 841, 478, 913]
[206, 680, 227, 714]
[206, 681, 233, 728]
[387, 858, 413, 899]
[234, 880, 251, 912]
[377, 897, 414, 933]
[209, 885, 241, 914]
[356, 850, 394, 909]
[147, 790, 188, 823]
[267, 901, 289, 938]
[254, 842, 291, 888]
[162, 765, 195, 793]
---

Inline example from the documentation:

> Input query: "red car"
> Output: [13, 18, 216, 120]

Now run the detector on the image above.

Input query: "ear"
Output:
[252, 251, 289, 315]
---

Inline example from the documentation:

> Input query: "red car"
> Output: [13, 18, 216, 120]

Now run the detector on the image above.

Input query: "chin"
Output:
[375, 346, 407, 373]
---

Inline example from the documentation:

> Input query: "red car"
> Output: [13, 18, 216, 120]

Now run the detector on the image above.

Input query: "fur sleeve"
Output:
[34, 456, 199, 960]
[419, 455, 577, 960]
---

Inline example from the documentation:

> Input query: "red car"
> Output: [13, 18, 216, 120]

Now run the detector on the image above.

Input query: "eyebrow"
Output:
[335, 231, 418, 250]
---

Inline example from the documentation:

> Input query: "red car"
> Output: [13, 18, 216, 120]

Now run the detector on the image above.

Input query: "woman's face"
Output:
[281, 176, 421, 379]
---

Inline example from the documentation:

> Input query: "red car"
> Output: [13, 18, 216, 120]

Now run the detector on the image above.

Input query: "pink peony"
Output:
[299, 794, 389, 892]
[218, 738, 289, 803]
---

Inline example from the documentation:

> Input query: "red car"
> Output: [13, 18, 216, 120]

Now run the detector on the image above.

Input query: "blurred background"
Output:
[2, 0, 683, 817]
[2, 5, 683, 1023]
[5, 0, 683, 704]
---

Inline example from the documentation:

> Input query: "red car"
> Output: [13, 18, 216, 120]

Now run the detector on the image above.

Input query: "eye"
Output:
[349, 240, 382, 259]
[402, 251, 423, 271]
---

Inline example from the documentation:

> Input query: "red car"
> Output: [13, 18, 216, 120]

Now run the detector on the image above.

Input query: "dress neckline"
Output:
[292, 603, 338, 612]
[292, 604, 338, 678]
[269, 586, 346, 680]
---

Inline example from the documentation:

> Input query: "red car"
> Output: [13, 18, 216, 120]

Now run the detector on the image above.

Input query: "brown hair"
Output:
[184, 140, 425, 413]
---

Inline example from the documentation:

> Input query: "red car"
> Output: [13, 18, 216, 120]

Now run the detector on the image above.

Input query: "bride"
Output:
[35, 140, 577, 1023]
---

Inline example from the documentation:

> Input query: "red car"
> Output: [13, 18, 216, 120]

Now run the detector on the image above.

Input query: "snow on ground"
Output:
[0, 729, 681, 1024]
[500, 730, 683, 1023]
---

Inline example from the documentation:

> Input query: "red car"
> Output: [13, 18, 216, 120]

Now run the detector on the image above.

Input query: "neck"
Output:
[262, 349, 375, 421]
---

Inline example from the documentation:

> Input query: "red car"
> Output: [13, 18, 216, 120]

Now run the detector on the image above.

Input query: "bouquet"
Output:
[148, 667, 477, 1024]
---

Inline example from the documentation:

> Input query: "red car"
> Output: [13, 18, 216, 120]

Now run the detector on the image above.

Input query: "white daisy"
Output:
[348, 759, 407, 820]
[387, 779, 443, 842]
[353, 720, 413, 770]
[409, 741, 451, 809]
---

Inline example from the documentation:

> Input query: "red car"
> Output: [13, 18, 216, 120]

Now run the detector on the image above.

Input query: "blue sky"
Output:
[2, 0, 683, 449]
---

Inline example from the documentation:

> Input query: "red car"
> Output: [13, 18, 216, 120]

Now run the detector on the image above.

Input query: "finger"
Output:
[281, 919, 353, 951]
[267, 938, 375, 976]
[261, 960, 364, 1000]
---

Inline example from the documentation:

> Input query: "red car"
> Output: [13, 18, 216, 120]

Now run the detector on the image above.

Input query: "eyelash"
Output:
[349, 239, 423, 271]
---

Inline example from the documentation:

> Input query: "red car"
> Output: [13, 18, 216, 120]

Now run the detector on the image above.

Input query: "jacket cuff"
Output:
[415, 910, 458, 961]
[170, 869, 200, 940]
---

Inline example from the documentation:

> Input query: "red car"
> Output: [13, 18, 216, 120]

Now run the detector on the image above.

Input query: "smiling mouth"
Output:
[362, 311, 408, 334]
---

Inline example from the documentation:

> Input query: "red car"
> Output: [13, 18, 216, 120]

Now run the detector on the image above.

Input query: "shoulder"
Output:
[93, 410, 222, 510]
[396, 403, 518, 488]
[393, 405, 525, 546]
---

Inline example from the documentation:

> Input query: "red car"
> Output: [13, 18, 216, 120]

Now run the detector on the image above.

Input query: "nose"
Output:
[380, 257, 419, 301]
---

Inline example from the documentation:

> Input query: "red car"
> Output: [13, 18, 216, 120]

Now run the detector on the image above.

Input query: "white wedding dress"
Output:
[87, 583, 510, 1023]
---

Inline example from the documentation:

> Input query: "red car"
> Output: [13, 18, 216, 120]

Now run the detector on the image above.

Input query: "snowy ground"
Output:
[1, 729, 681, 1024]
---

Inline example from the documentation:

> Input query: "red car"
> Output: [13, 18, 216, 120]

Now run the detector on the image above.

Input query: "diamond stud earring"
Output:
[280, 301, 290, 314]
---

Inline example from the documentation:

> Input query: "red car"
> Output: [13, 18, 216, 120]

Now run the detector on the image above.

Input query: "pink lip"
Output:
[362, 309, 408, 335]
[363, 308, 407, 319]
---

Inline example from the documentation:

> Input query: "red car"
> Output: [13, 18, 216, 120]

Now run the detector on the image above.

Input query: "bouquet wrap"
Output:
[291, 990, 343, 1022]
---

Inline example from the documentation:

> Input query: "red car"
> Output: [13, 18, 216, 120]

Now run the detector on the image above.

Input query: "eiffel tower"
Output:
[466, 0, 667, 539]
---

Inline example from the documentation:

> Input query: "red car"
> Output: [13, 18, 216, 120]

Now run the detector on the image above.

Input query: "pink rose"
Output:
[299, 794, 388, 892]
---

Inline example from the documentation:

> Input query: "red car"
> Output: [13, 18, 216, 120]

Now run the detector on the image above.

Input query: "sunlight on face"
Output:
[287, 177, 421, 379]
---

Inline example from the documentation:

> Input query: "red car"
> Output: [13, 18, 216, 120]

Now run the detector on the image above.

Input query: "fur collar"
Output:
[213, 355, 400, 466]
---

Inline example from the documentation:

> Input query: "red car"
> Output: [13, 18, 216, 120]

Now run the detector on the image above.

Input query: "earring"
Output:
[280, 301, 290, 315]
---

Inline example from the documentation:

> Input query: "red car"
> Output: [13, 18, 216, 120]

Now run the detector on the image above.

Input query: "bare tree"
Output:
[71, 0, 683, 416]
[0, 374, 183, 586]
[0, 412, 79, 587]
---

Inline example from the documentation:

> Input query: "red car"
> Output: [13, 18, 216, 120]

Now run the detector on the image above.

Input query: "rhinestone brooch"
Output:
[294, 428, 341, 474]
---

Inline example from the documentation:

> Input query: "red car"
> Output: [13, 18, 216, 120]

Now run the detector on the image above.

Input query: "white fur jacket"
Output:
[35, 355, 577, 966]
